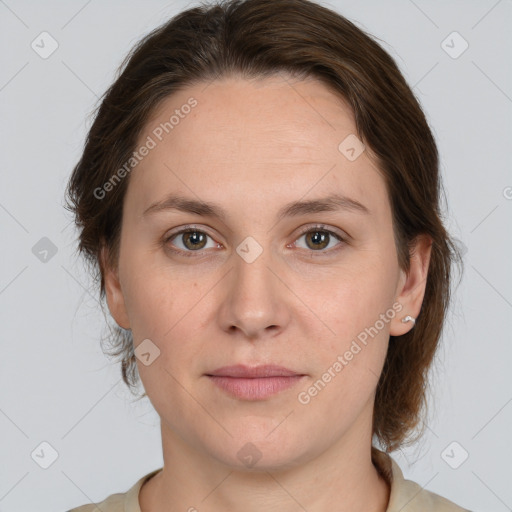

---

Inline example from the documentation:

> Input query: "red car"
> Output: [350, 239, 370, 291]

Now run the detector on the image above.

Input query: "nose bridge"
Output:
[234, 236, 274, 300]
[219, 235, 289, 338]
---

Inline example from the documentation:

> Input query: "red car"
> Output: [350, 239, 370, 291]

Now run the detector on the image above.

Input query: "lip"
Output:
[207, 364, 301, 378]
[206, 365, 306, 400]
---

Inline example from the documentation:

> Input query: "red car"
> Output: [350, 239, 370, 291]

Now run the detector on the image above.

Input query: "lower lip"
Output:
[207, 375, 304, 400]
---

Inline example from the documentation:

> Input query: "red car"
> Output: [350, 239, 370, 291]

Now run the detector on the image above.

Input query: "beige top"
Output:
[68, 449, 470, 511]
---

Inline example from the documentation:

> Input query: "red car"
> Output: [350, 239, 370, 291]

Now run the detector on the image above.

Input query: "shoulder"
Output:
[372, 448, 471, 512]
[66, 491, 125, 512]
[390, 473, 470, 511]
[66, 468, 162, 512]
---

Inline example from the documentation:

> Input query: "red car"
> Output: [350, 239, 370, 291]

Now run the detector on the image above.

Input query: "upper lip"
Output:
[207, 364, 303, 378]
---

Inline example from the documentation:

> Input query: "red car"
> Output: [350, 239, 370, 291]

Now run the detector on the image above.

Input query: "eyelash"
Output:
[163, 224, 347, 259]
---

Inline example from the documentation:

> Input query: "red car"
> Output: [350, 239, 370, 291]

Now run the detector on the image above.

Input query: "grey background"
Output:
[1, 1, 511, 510]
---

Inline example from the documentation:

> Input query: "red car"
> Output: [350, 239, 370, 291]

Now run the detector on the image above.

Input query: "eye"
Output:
[164, 224, 345, 258]
[165, 226, 220, 256]
[293, 225, 345, 253]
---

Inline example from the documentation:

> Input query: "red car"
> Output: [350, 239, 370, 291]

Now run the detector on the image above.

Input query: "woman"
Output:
[66, 0, 469, 510]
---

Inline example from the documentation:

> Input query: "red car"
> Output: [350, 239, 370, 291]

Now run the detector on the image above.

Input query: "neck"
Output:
[140, 420, 390, 512]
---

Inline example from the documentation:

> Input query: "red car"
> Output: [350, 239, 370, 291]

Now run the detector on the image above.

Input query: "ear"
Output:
[100, 245, 131, 330]
[390, 234, 432, 336]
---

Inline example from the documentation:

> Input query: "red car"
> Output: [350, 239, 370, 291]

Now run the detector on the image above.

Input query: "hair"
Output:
[66, 0, 462, 454]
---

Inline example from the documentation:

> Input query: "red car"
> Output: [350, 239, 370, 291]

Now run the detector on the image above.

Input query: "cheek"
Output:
[119, 238, 190, 335]
[292, 250, 398, 412]
[308, 255, 398, 345]
[293, 265, 395, 421]
[119, 255, 211, 368]
[121, 271, 171, 339]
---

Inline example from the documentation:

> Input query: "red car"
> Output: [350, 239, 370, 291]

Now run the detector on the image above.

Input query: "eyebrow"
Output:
[142, 192, 370, 221]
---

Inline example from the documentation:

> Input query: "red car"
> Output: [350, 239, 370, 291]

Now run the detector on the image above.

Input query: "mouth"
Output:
[205, 365, 306, 401]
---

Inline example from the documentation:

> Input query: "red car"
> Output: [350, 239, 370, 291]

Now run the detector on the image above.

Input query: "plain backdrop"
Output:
[1, 1, 511, 511]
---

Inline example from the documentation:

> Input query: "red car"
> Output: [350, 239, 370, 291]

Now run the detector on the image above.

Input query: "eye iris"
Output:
[306, 230, 329, 250]
[183, 231, 206, 250]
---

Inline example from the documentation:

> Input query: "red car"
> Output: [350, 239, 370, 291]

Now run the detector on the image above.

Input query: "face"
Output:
[104, 74, 426, 471]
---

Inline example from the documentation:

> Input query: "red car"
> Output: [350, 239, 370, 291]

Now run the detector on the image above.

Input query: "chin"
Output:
[201, 423, 314, 472]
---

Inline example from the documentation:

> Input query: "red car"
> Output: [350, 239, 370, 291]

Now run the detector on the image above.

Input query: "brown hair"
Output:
[66, 0, 461, 453]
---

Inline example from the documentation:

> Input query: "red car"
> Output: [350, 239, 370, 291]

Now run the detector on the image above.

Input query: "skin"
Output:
[103, 74, 431, 512]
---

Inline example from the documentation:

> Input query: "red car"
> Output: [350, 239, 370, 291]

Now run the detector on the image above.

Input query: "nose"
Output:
[217, 242, 291, 341]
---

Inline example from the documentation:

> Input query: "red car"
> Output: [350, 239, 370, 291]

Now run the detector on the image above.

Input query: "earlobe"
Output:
[390, 234, 432, 336]
[101, 246, 131, 330]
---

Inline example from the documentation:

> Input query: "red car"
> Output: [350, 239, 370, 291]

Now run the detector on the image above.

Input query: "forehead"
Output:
[126, 75, 387, 218]
[143, 74, 357, 158]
